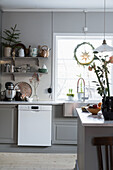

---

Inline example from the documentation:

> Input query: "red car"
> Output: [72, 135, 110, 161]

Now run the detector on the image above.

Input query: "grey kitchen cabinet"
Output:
[52, 105, 77, 145]
[52, 120, 77, 144]
[0, 105, 17, 143]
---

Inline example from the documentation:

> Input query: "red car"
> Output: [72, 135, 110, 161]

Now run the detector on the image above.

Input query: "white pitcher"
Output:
[19, 48, 25, 57]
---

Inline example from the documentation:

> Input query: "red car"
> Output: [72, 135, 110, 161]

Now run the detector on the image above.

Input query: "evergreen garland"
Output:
[74, 42, 95, 65]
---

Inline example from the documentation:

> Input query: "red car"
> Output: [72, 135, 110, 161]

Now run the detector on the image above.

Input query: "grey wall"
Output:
[53, 12, 113, 33]
[1, 11, 113, 100]
[2, 12, 52, 100]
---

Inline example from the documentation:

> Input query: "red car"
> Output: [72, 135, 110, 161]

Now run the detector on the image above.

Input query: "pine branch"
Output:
[1, 24, 21, 47]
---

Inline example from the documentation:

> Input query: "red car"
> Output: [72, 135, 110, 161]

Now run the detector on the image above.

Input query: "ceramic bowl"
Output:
[38, 68, 48, 73]
[87, 107, 101, 115]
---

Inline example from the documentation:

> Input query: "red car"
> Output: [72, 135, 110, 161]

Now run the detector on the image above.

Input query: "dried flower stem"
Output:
[104, 62, 110, 97]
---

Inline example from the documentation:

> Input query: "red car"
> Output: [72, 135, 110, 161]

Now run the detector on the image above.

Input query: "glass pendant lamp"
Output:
[93, 0, 113, 53]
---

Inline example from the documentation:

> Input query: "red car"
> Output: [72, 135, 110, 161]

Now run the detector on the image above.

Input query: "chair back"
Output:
[93, 136, 113, 170]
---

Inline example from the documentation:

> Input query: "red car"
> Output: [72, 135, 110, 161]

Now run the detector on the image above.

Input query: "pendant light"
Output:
[93, 0, 113, 53]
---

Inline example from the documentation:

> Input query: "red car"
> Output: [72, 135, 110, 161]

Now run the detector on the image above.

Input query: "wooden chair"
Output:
[92, 136, 113, 170]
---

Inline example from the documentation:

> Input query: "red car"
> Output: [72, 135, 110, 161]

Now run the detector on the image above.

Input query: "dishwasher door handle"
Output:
[31, 106, 40, 110]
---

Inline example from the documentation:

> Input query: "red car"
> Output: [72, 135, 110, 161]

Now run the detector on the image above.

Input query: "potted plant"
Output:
[88, 55, 113, 120]
[77, 77, 85, 101]
[67, 89, 74, 100]
[1, 24, 21, 57]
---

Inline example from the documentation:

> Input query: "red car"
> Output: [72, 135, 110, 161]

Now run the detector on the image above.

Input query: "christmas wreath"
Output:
[74, 42, 95, 65]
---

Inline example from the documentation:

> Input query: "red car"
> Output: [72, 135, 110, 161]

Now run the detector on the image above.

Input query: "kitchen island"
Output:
[76, 108, 113, 170]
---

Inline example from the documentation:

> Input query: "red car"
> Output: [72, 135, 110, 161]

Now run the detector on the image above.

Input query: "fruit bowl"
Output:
[87, 107, 101, 115]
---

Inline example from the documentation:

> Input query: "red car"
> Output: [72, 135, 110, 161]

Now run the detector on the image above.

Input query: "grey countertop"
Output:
[76, 108, 113, 127]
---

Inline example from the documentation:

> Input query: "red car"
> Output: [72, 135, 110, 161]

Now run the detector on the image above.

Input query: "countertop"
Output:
[76, 108, 113, 127]
[0, 101, 63, 105]
[0, 99, 101, 105]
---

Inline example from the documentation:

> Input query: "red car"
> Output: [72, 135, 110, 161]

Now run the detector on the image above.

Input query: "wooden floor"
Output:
[0, 152, 77, 170]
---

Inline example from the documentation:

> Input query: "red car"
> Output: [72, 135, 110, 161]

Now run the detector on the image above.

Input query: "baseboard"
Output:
[0, 144, 77, 153]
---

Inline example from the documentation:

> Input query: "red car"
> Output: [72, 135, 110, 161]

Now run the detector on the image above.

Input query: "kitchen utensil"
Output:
[4, 47, 12, 57]
[87, 107, 101, 115]
[26, 64, 31, 72]
[0, 91, 5, 101]
[30, 48, 37, 57]
[5, 64, 10, 72]
[38, 68, 48, 73]
[10, 65, 15, 73]
[15, 66, 22, 72]
[15, 82, 32, 98]
[5, 82, 14, 90]
[5, 89, 16, 101]
[15, 89, 22, 101]
[18, 48, 25, 57]
[26, 97, 33, 102]
[38, 45, 50, 58]
[42, 64, 47, 69]
[5, 82, 16, 101]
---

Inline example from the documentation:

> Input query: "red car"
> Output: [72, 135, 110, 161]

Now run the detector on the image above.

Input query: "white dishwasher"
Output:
[18, 105, 52, 146]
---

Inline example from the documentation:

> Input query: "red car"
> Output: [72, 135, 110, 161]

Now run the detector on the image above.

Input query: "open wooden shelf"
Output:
[2, 72, 48, 75]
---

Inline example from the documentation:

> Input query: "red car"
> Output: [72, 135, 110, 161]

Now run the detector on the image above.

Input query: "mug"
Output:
[30, 48, 37, 57]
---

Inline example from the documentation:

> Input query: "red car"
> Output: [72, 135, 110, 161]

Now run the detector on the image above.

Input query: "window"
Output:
[53, 34, 113, 101]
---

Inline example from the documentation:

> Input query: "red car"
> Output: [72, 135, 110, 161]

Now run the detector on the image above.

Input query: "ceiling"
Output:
[0, 0, 113, 12]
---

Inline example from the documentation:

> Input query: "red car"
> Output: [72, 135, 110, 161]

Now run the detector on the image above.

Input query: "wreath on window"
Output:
[74, 42, 95, 65]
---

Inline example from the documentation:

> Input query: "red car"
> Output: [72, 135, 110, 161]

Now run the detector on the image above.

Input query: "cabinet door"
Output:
[52, 120, 77, 144]
[0, 105, 17, 143]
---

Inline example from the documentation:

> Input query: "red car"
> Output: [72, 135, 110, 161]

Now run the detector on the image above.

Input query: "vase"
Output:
[32, 81, 39, 101]
[102, 96, 113, 120]
[67, 96, 74, 101]
[4, 47, 12, 57]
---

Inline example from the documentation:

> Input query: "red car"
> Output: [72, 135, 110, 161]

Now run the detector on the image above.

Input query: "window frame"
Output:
[53, 33, 113, 101]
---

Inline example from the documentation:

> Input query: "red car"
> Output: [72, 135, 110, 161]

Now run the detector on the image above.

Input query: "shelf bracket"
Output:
[11, 73, 15, 81]
[37, 58, 39, 66]
[12, 50, 15, 66]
